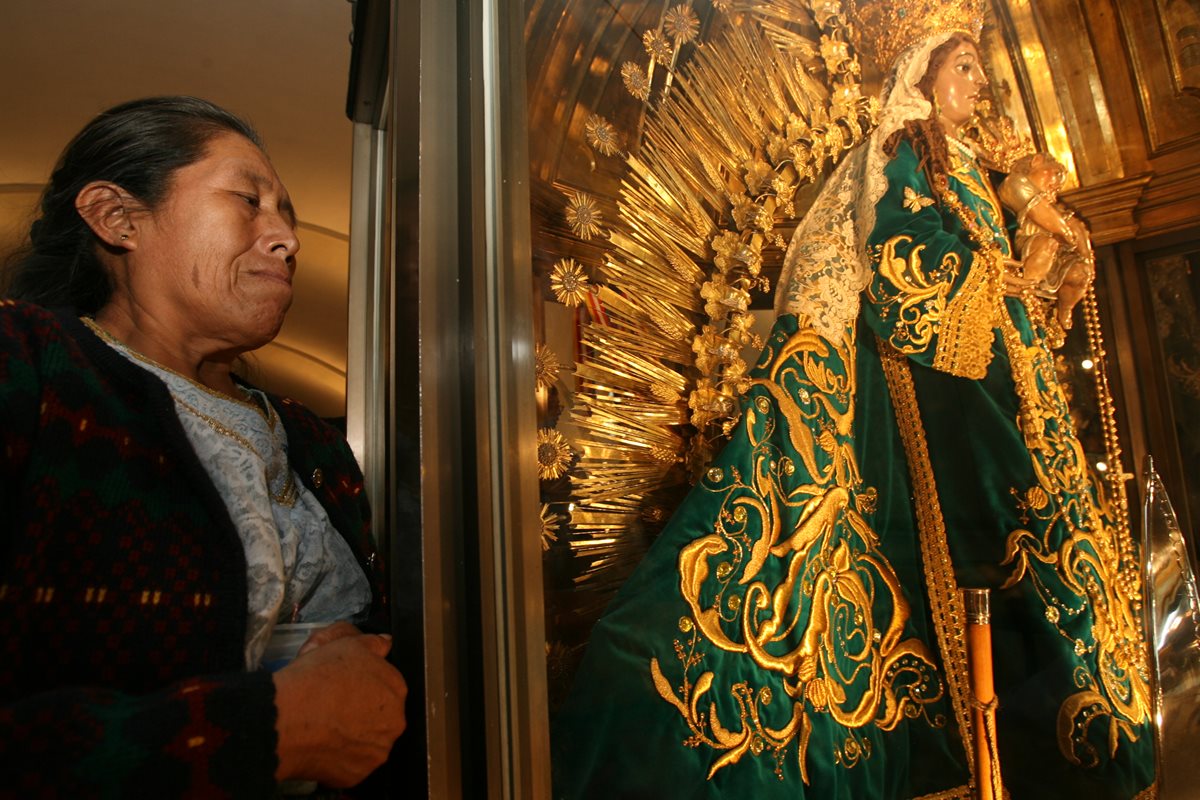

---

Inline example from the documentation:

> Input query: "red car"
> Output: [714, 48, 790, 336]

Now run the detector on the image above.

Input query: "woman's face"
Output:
[932, 39, 988, 133]
[128, 132, 299, 352]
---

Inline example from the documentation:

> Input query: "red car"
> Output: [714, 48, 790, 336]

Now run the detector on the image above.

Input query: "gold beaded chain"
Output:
[1080, 284, 1137, 595]
[80, 317, 274, 427]
[171, 395, 299, 508]
[81, 316, 297, 508]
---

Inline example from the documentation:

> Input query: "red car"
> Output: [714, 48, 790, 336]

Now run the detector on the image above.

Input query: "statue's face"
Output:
[1028, 154, 1066, 193]
[932, 39, 988, 132]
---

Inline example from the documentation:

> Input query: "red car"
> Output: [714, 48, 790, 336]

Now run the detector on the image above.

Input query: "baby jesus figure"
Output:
[998, 153, 1095, 332]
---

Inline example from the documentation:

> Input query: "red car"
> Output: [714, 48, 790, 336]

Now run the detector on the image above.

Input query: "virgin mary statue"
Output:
[551, 1, 1157, 797]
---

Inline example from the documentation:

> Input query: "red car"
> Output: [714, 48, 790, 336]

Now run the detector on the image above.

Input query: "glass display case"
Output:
[355, 1, 1200, 796]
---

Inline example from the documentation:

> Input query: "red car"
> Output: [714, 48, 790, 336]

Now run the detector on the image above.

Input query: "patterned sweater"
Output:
[0, 300, 385, 798]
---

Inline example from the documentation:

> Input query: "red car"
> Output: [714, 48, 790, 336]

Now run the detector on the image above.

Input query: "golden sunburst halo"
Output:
[537, 427, 573, 481]
[663, 4, 700, 45]
[621, 61, 651, 101]
[565, 190, 604, 240]
[535, 342, 562, 391]
[550, 258, 591, 307]
[643, 29, 674, 62]
[540, 503, 563, 550]
[584, 113, 621, 157]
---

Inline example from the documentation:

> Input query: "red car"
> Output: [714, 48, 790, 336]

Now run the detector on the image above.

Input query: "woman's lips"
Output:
[249, 268, 293, 288]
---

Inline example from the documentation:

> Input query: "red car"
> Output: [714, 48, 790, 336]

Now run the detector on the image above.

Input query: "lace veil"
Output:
[773, 32, 958, 339]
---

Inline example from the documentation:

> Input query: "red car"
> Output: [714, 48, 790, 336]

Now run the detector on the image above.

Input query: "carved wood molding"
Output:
[1062, 174, 1152, 245]
[1137, 162, 1200, 239]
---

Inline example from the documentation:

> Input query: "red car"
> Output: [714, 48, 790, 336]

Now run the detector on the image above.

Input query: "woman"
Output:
[0, 97, 406, 796]
[552, 3, 1154, 798]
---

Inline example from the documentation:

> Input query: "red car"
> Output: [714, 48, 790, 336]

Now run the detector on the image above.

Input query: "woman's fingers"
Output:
[273, 632, 408, 787]
[295, 621, 361, 658]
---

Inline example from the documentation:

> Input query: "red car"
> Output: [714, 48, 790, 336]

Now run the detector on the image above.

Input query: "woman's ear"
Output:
[75, 182, 138, 249]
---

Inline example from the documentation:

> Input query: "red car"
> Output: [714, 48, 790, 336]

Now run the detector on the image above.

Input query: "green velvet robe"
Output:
[552, 139, 1156, 799]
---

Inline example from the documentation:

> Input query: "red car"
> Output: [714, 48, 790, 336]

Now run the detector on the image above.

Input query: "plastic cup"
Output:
[264, 622, 330, 795]
[261, 622, 327, 673]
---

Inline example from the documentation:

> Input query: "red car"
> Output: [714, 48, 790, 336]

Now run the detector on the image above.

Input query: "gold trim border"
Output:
[914, 783, 974, 800]
[878, 339, 979, 789]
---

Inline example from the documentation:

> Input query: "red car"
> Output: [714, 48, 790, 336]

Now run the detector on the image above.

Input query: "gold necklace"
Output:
[944, 132, 975, 158]
[81, 316, 272, 427]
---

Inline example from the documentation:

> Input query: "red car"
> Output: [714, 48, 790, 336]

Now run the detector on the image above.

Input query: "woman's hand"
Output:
[295, 620, 361, 658]
[272, 630, 408, 787]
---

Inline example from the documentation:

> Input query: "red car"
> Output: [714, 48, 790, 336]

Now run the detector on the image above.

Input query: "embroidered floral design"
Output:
[654, 330, 947, 782]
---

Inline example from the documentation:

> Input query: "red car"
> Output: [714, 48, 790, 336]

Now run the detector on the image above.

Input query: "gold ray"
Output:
[539, 2, 876, 599]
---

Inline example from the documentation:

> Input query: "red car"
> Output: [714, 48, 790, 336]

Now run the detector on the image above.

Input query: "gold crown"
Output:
[844, 0, 985, 72]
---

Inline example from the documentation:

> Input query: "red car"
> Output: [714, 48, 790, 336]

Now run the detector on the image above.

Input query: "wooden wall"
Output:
[997, 0, 1200, 536]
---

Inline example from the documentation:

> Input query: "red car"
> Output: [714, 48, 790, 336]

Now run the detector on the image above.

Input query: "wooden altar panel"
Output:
[1117, 0, 1200, 156]
[1006, 0, 1200, 240]
[996, 0, 1124, 185]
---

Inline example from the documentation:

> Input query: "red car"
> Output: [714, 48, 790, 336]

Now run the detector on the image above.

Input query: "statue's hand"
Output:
[1056, 258, 1095, 330]
[1065, 216, 1094, 262]
[1002, 259, 1038, 296]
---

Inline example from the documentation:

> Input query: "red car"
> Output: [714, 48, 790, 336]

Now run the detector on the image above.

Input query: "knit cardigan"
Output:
[0, 300, 385, 798]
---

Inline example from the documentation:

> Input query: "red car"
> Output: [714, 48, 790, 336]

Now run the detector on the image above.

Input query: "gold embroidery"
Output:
[935, 147, 1149, 769]
[949, 155, 1005, 231]
[83, 315, 298, 507]
[996, 309, 1046, 450]
[910, 146, 1009, 381]
[651, 626, 806, 781]
[172, 395, 299, 508]
[877, 339, 978, 784]
[997, 295, 1151, 767]
[932, 242, 998, 379]
[653, 327, 948, 782]
[869, 234, 954, 356]
[82, 316, 274, 426]
[913, 787, 973, 800]
[867, 215, 999, 380]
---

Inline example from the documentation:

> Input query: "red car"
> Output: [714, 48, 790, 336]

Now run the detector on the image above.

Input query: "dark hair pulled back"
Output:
[3, 96, 261, 313]
[883, 34, 971, 198]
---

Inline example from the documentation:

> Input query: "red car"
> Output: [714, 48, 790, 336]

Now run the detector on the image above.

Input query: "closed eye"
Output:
[237, 193, 261, 208]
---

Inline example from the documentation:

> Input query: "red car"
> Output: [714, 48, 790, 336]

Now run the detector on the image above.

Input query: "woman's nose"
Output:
[265, 216, 300, 259]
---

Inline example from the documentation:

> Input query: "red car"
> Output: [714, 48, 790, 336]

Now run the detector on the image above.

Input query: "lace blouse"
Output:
[93, 326, 371, 669]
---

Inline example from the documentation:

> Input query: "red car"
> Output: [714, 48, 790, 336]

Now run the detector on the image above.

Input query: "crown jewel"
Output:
[844, 0, 986, 71]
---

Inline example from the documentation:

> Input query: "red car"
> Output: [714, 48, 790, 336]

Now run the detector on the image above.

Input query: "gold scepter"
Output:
[962, 588, 1003, 799]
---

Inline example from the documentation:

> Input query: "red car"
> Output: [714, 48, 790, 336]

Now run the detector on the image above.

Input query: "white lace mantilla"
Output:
[775, 32, 957, 341]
